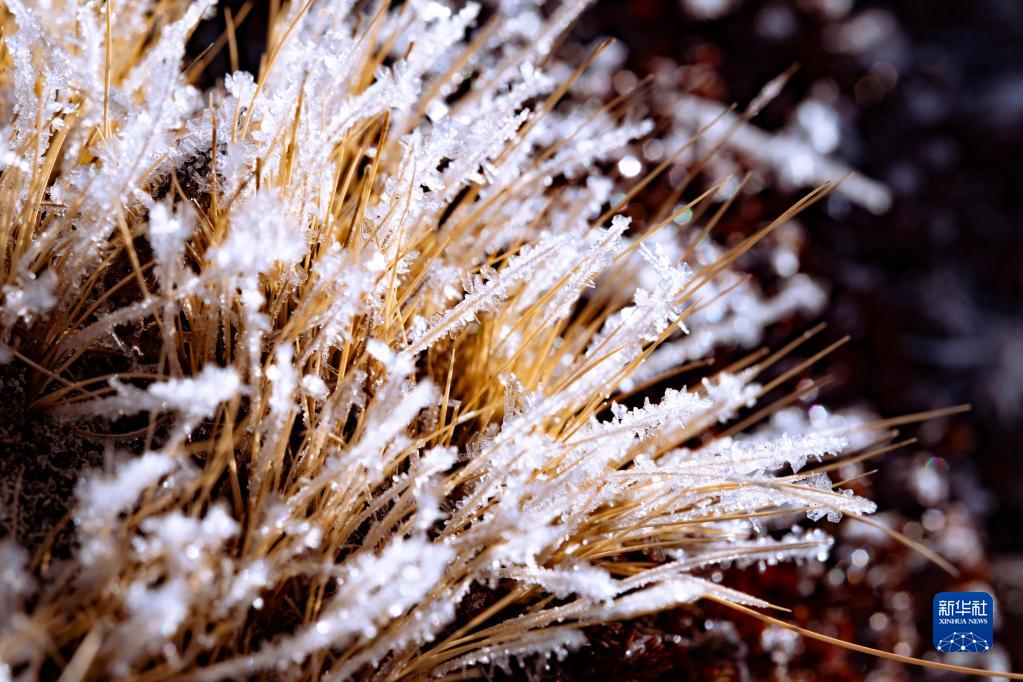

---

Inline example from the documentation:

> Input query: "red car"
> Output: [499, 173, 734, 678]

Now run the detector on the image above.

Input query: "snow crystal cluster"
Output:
[0, 1, 891, 679]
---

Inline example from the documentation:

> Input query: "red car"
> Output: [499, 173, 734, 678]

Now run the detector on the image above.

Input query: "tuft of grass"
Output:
[0, 1, 1012, 680]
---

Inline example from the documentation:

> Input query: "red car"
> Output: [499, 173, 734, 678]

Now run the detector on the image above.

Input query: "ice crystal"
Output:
[214, 192, 306, 276]
[58, 366, 241, 433]
[431, 628, 587, 677]
[76, 452, 176, 528]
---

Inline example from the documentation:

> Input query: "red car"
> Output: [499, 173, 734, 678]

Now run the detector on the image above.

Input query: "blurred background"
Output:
[569, 0, 1023, 678]
[188, 0, 1023, 678]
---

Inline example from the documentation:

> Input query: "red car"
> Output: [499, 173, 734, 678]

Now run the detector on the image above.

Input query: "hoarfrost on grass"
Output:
[0, 0, 903, 678]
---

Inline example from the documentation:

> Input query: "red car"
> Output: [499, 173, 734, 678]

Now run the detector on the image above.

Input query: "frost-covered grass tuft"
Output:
[0, 1, 959, 680]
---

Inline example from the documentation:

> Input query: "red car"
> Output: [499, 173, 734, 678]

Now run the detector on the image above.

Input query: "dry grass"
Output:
[0, 1, 1015, 680]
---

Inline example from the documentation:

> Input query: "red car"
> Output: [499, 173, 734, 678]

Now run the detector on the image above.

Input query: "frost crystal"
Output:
[214, 191, 306, 275]
[77, 452, 176, 526]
